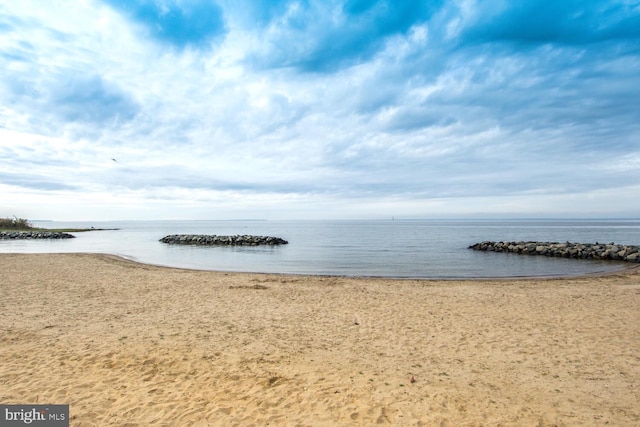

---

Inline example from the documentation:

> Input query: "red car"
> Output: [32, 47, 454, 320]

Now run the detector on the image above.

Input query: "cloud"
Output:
[247, 0, 444, 72]
[48, 73, 139, 124]
[0, 0, 639, 220]
[0, 5, 141, 139]
[0, 171, 78, 191]
[2, 65, 139, 134]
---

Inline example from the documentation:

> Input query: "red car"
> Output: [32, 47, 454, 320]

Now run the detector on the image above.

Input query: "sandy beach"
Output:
[1, 253, 639, 426]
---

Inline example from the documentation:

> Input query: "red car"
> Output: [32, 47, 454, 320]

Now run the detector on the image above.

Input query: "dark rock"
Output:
[0, 231, 75, 240]
[159, 234, 288, 246]
[469, 241, 640, 263]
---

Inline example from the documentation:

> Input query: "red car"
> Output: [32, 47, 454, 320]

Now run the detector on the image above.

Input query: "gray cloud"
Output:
[48, 74, 139, 124]
[0, 171, 79, 191]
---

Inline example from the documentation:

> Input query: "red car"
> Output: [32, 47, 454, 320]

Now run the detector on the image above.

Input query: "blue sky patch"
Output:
[103, 0, 226, 49]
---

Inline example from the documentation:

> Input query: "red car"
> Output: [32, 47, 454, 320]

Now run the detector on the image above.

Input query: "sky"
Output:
[1, 0, 639, 221]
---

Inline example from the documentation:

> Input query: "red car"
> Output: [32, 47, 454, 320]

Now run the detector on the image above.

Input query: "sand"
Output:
[1, 253, 639, 426]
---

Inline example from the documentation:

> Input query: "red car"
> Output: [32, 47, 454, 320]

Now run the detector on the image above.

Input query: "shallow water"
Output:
[1, 219, 638, 278]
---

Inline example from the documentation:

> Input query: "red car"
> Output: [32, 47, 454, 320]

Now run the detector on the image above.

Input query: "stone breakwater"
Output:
[469, 241, 640, 263]
[160, 234, 288, 246]
[0, 231, 75, 239]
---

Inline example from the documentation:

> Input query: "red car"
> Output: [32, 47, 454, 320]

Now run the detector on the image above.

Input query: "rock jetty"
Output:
[469, 241, 640, 263]
[159, 234, 288, 246]
[0, 231, 75, 239]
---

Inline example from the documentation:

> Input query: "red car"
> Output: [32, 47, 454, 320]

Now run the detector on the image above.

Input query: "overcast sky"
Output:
[1, 0, 639, 221]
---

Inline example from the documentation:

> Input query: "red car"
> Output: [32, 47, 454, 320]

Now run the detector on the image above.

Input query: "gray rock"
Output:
[0, 231, 75, 240]
[160, 234, 288, 246]
[469, 240, 640, 264]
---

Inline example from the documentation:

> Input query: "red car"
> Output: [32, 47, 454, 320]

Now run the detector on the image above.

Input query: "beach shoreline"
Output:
[104, 251, 639, 281]
[1, 253, 639, 426]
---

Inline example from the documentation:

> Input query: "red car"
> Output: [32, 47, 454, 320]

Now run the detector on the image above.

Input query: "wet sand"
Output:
[1, 253, 639, 426]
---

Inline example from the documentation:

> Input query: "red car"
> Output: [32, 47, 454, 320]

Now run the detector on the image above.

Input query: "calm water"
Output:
[1, 219, 638, 278]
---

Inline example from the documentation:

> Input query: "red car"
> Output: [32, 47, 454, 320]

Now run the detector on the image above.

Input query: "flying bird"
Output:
[111, 158, 118, 163]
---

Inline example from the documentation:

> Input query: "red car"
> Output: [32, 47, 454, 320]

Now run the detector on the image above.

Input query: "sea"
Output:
[1, 219, 639, 279]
